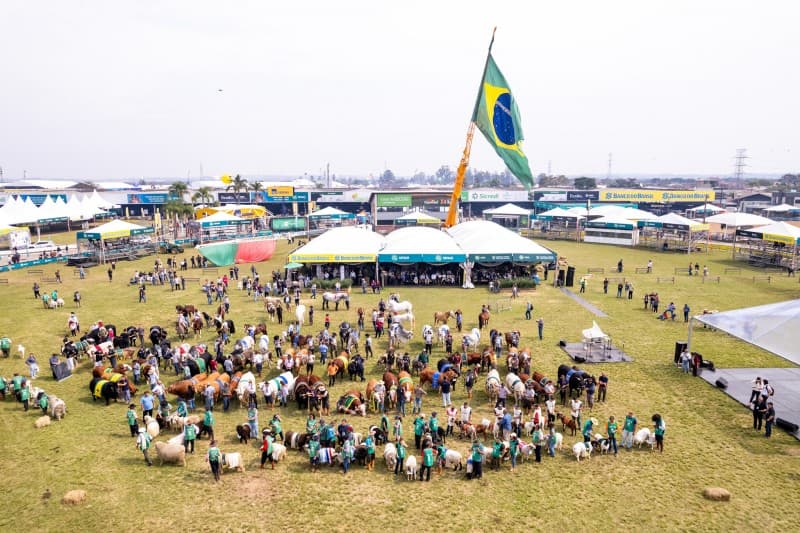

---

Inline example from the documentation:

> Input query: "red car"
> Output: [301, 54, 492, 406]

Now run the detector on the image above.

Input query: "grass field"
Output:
[1, 236, 798, 532]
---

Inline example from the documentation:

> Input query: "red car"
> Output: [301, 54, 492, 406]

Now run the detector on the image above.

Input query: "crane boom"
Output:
[444, 122, 476, 228]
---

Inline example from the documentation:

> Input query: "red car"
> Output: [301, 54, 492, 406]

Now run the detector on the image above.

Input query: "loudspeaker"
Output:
[557, 269, 565, 286]
[574, 356, 586, 363]
[559, 339, 567, 347]
[715, 378, 728, 389]
[776, 418, 799, 433]
[701, 360, 715, 371]
[566, 266, 576, 287]
[674, 341, 688, 364]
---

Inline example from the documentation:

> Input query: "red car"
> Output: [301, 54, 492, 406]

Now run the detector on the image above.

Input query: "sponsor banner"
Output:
[315, 189, 373, 204]
[470, 252, 554, 263]
[587, 221, 635, 230]
[127, 193, 168, 204]
[376, 194, 412, 208]
[218, 192, 251, 203]
[254, 191, 309, 203]
[599, 189, 715, 203]
[461, 189, 530, 203]
[289, 253, 376, 263]
[377, 253, 466, 264]
[567, 191, 599, 202]
[271, 217, 307, 231]
[266, 185, 294, 197]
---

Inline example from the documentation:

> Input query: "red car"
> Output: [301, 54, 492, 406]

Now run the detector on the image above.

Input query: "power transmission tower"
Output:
[607, 152, 613, 180]
[734, 148, 748, 180]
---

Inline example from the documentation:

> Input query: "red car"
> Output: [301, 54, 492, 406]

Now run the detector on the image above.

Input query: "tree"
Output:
[191, 186, 214, 205]
[607, 178, 639, 188]
[538, 174, 570, 187]
[435, 165, 454, 184]
[168, 181, 188, 201]
[163, 199, 194, 218]
[226, 174, 249, 195]
[379, 169, 396, 188]
[249, 180, 264, 194]
[573, 177, 597, 190]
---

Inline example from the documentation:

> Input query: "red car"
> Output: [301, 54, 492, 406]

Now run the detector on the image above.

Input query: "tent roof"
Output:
[538, 207, 583, 218]
[706, 212, 773, 227]
[484, 203, 531, 216]
[289, 226, 383, 263]
[689, 203, 726, 212]
[395, 211, 440, 222]
[85, 219, 147, 238]
[764, 203, 797, 212]
[446, 220, 556, 263]
[588, 215, 637, 227]
[309, 206, 352, 217]
[379, 227, 465, 262]
[199, 211, 244, 223]
[694, 299, 800, 365]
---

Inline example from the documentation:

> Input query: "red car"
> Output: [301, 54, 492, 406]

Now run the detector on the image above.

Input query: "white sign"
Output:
[463, 189, 529, 203]
[316, 189, 372, 204]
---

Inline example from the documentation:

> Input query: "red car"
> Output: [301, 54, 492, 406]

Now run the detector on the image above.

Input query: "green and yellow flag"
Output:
[472, 55, 533, 189]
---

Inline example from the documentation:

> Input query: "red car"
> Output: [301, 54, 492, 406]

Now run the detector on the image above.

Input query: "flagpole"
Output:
[444, 27, 497, 229]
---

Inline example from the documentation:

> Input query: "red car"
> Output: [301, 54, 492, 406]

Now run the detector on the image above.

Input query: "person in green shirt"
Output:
[365, 434, 376, 471]
[622, 412, 637, 450]
[532, 426, 544, 463]
[19, 380, 30, 411]
[652, 413, 665, 453]
[0, 376, 7, 400]
[491, 439, 503, 471]
[248, 405, 259, 438]
[184, 422, 198, 454]
[201, 409, 215, 440]
[176, 398, 188, 418]
[308, 435, 320, 472]
[420, 444, 434, 481]
[306, 413, 319, 436]
[509, 433, 520, 471]
[126, 404, 139, 437]
[418, 351, 429, 367]
[206, 440, 222, 481]
[606, 416, 618, 455]
[392, 415, 403, 441]
[429, 412, 440, 443]
[413, 415, 426, 449]
[470, 441, 484, 480]
[38, 392, 49, 415]
[270, 414, 284, 442]
[435, 443, 447, 475]
[394, 438, 407, 476]
[11, 373, 23, 401]
[136, 428, 153, 466]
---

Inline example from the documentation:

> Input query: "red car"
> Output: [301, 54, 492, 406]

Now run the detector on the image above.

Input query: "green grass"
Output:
[1, 237, 799, 531]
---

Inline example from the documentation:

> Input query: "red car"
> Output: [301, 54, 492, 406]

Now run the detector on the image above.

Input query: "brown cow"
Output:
[419, 368, 457, 390]
[167, 373, 208, 399]
[382, 371, 398, 392]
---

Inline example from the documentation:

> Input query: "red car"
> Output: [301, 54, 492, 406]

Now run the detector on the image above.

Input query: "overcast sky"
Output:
[1, 1, 798, 182]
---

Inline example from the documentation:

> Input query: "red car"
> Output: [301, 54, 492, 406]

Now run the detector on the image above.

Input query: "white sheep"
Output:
[404, 454, 418, 481]
[444, 449, 463, 470]
[271, 443, 287, 463]
[573, 441, 591, 462]
[223, 452, 245, 472]
[167, 433, 185, 446]
[49, 396, 67, 420]
[34, 415, 51, 429]
[154, 441, 186, 466]
[634, 428, 655, 449]
[144, 415, 160, 438]
[383, 442, 397, 470]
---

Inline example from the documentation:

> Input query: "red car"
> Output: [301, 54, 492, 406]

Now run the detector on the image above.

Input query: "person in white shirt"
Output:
[460, 402, 472, 424]
[570, 397, 583, 428]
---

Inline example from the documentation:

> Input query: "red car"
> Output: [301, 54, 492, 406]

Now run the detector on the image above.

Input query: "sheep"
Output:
[34, 415, 51, 429]
[271, 443, 287, 463]
[17, 345, 25, 358]
[154, 441, 187, 466]
[573, 441, 591, 462]
[444, 449, 463, 471]
[144, 415, 160, 438]
[703, 487, 731, 501]
[49, 396, 67, 420]
[185, 414, 202, 426]
[634, 428, 654, 449]
[222, 452, 245, 472]
[404, 454, 418, 481]
[383, 442, 397, 470]
[166, 414, 185, 431]
[593, 433, 611, 454]
[61, 490, 87, 505]
[56, 298, 65, 308]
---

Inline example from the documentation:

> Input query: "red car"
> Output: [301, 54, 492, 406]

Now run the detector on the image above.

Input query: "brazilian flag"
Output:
[472, 55, 534, 189]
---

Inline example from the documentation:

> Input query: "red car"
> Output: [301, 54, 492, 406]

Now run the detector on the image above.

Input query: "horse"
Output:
[462, 328, 481, 351]
[295, 304, 306, 327]
[175, 320, 188, 341]
[478, 309, 491, 330]
[176, 304, 197, 315]
[387, 300, 413, 314]
[433, 310, 454, 326]
[321, 291, 348, 311]
[392, 312, 414, 330]
[437, 324, 450, 346]
[191, 317, 204, 338]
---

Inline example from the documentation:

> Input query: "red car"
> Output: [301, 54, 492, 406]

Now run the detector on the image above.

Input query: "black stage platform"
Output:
[560, 341, 634, 363]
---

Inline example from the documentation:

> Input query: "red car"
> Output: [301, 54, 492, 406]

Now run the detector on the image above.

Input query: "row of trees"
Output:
[163, 174, 256, 216]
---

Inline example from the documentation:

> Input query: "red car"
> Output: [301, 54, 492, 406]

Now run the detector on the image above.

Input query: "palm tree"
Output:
[163, 199, 194, 217]
[192, 186, 214, 206]
[226, 174, 249, 195]
[249, 180, 264, 194]
[168, 181, 189, 201]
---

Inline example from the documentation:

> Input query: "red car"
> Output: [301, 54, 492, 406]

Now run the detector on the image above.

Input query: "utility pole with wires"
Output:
[729, 148, 748, 206]
[607, 152, 613, 180]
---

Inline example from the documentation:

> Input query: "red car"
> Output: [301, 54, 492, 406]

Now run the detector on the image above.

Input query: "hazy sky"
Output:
[1, 1, 798, 182]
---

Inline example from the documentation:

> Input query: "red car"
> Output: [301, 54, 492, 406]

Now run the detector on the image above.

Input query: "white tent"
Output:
[689, 203, 725, 213]
[288, 226, 384, 263]
[378, 226, 465, 263]
[617, 207, 659, 220]
[706, 212, 773, 227]
[446, 220, 556, 263]
[764, 203, 797, 213]
[692, 299, 800, 366]
[483, 203, 531, 216]
[87, 190, 115, 211]
[538, 207, 583, 219]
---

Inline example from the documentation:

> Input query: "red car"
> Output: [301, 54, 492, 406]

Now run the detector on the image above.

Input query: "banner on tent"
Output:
[376, 194, 412, 208]
[378, 253, 466, 263]
[599, 189, 715, 203]
[127, 193, 168, 204]
[289, 253, 376, 263]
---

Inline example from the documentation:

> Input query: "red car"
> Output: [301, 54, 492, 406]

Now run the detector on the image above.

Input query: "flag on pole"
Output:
[472, 55, 533, 189]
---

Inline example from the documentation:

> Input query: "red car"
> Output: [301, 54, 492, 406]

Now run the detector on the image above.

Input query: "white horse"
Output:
[295, 304, 306, 327]
[346, 328, 360, 352]
[322, 292, 348, 310]
[462, 327, 481, 350]
[437, 324, 450, 345]
[387, 300, 413, 314]
[421, 324, 434, 338]
[392, 312, 415, 330]
[389, 323, 413, 346]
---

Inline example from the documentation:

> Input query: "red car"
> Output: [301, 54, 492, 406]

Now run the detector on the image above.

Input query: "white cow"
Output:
[573, 441, 592, 462]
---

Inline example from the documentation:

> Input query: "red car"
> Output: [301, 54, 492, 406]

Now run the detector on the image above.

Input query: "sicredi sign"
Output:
[460, 189, 529, 202]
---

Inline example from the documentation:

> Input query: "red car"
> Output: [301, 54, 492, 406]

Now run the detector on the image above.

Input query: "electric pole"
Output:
[607, 153, 613, 180]
[734, 149, 748, 180]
